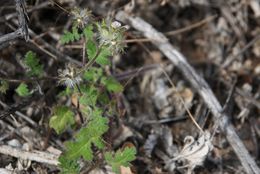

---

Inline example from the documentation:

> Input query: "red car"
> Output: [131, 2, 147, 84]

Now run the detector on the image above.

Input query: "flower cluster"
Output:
[97, 20, 126, 55]
[71, 8, 92, 28]
[58, 64, 82, 88]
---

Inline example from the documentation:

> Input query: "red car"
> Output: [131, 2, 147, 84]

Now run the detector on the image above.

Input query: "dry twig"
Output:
[0, 0, 29, 45]
[0, 145, 59, 166]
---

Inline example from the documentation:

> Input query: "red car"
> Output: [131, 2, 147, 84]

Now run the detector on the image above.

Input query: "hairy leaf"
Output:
[83, 25, 94, 40]
[79, 85, 98, 106]
[86, 39, 96, 59]
[63, 112, 108, 161]
[15, 83, 30, 97]
[59, 156, 80, 174]
[96, 47, 111, 66]
[24, 51, 43, 77]
[105, 147, 136, 174]
[61, 27, 81, 44]
[49, 106, 75, 134]
[83, 67, 103, 82]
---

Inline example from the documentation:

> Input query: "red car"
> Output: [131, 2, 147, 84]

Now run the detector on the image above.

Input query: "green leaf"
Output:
[63, 112, 109, 161]
[72, 26, 81, 41]
[83, 67, 103, 82]
[0, 80, 9, 94]
[86, 39, 96, 59]
[15, 83, 30, 97]
[105, 147, 136, 174]
[49, 106, 75, 134]
[61, 27, 81, 44]
[58, 156, 80, 174]
[24, 51, 43, 77]
[85, 25, 98, 62]
[96, 47, 111, 66]
[79, 85, 98, 106]
[83, 25, 94, 40]
[101, 76, 123, 92]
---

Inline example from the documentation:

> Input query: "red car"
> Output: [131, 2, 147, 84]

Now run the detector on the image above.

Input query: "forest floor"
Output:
[0, 0, 259, 174]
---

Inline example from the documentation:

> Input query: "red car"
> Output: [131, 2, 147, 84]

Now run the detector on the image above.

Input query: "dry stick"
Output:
[28, 28, 82, 66]
[116, 11, 260, 174]
[0, 145, 59, 166]
[0, 28, 22, 44]
[164, 15, 217, 36]
[11, 18, 81, 65]
[1, 1, 50, 22]
[15, 0, 29, 41]
[124, 15, 217, 43]
[0, 0, 28, 45]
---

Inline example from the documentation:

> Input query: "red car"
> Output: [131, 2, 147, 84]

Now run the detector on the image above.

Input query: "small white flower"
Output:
[111, 21, 121, 28]
[71, 8, 92, 28]
[97, 20, 126, 54]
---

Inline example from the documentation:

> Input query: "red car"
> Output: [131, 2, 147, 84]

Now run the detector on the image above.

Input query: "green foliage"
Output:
[15, 83, 30, 97]
[79, 85, 98, 106]
[96, 20, 126, 55]
[49, 106, 75, 134]
[83, 25, 94, 39]
[105, 147, 137, 174]
[86, 39, 96, 59]
[83, 67, 103, 82]
[96, 47, 111, 66]
[24, 51, 43, 77]
[49, 8, 136, 173]
[61, 27, 81, 44]
[0, 80, 9, 94]
[59, 156, 80, 174]
[62, 110, 108, 161]
[101, 76, 123, 92]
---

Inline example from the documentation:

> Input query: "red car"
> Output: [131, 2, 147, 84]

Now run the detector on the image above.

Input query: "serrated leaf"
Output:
[83, 25, 94, 40]
[49, 106, 75, 134]
[79, 85, 98, 106]
[72, 26, 81, 41]
[15, 83, 30, 97]
[101, 76, 123, 92]
[61, 31, 74, 44]
[105, 147, 136, 174]
[58, 156, 80, 174]
[24, 51, 43, 77]
[63, 113, 108, 161]
[86, 39, 96, 59]
[96, 47, 111, 66]
[83, 67, 103, 82]
[61, 27, 81, 44]
[0, 80, 9, 94]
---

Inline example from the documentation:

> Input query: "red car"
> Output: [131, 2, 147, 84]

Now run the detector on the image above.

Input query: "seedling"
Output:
[14, 7, 136, 174]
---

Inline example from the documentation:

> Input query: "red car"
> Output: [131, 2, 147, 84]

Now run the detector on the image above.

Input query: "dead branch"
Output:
[0, 145, 59, 166]
[116, 11, 260, 174]
[0, 0, 29, 46]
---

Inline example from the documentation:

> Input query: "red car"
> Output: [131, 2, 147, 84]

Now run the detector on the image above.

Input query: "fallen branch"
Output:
[0, 145, 59, 166]
[116, 11, 260, 174]
[0, 0, 29, 45]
